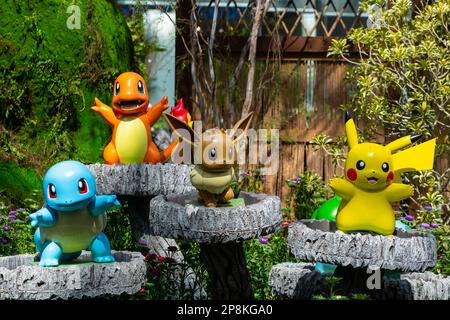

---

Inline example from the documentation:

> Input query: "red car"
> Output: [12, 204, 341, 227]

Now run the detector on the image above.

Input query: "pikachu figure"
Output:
[330, 112, 436, 235]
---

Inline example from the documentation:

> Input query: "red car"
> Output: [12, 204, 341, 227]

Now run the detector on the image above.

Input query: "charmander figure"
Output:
[330, 112, 436, 235]
[91, 72, 179, 164]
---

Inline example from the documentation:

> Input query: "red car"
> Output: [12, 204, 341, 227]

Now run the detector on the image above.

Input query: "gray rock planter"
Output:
[149, 191, 281, 300]
[288, 220, 437, 272]
[149, 191, 281, 243]
[0, 251, 146, 300]
[88, 163, 194, 196]
[269, 263, 450, 300]
[286, 220, 438, 297]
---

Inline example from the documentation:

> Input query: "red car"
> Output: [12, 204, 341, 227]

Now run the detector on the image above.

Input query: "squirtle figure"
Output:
[29, 160, 120, 267]
[329, 112, 436, 235]
[91, 72, 179, 164]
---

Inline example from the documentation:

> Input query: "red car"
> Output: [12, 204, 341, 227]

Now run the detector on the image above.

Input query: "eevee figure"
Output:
[163, 112, 253, 207]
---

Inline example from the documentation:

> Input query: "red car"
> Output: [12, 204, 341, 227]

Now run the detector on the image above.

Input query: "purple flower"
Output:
[2, 226, 10, 232]
[260, 177, 267, 182]
[1, 237, 9, 245]
[404, 215, 415, 221]
[240, 171, 250, 177]
[8, 211, 16, 215]
[420, 223, 430, 230]
[259, 237, 269, 245]
[430, 223, 439, 229]
[7, 216, 16, 222]
[423, 205, 433, 211]
[17, 208, 25, 212]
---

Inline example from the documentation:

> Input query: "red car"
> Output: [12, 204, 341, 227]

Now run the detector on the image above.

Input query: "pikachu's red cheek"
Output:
[347, 168, 357, 181]
[387, 171, 394, 182]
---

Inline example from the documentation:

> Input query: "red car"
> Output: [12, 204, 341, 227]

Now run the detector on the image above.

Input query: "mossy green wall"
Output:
[0, 0, 135, 205]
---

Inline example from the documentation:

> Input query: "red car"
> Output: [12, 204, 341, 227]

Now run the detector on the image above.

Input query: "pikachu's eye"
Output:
[382, 162, 389, 172]
[209, 147, 217, 161]
[356, 160, 365, 170]
[228, 146, 233, 159]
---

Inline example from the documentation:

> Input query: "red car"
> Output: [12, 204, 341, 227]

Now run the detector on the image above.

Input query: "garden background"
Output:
[0, 0, 448, 299]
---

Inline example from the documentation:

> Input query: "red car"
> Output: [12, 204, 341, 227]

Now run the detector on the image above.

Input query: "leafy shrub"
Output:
[244, 225, 297, 299]
[285, 171, 329, 220]
[326, 0, 450, 223]
[0, 205, 36, 256]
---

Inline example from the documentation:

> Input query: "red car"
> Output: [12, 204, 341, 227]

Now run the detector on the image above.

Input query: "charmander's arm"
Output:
[146, 96, 169, 126]
[91, 98, 118, 127]
[329, 178, 357, 201]
[384, 183, 414, 203]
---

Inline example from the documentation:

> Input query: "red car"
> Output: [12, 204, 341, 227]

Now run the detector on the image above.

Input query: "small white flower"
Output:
[196, 26, 201, 32]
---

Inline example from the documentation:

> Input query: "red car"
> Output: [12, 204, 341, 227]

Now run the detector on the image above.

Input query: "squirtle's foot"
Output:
[93, 255, 115, 263]
[39, 258, 59, 267]
[89, 232, 114, 263]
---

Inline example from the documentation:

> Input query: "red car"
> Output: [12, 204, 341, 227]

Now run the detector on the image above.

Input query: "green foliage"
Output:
[231, 168, 266, 195]
[137, 248, 206, 300]
[0, 203, 39, 256]
[244, 227, 297, 299]
[285, 171, 329, 220]
[401, 216, 450, 276]
[104, 202, 138, 252]
[326, 0, 450, 222]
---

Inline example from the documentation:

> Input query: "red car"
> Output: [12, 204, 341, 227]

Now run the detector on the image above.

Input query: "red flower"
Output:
[144, 253, 157, 261]
[150, 267, 160, 275]
[157, 256, 166, 262]
[281, 221, 292, 227]
[137, 288, 146, 296]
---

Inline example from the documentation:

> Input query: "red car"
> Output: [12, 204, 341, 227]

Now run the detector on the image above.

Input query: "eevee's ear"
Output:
[231, 112, 253, 143]
[163, 113, 198, 146]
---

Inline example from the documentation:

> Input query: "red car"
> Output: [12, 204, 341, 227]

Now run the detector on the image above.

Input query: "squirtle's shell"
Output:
[40, 207, 106, 253]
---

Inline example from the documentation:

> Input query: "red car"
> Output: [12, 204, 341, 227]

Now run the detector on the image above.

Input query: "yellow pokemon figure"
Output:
[330, 112, 436, 235]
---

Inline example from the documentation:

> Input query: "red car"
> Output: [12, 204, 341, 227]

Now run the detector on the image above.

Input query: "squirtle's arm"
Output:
[329, 178, 356, 201]
[91, 98, 119, 127]
[88, 195, 121, 217]
[384, 183, 414, 203]
[29, 206, 57, 228]
[146, 96, 169, 126]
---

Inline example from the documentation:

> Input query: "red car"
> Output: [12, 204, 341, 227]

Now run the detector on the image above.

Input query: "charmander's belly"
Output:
[115, 116, 148, 163]
[41, 207, 106, 253]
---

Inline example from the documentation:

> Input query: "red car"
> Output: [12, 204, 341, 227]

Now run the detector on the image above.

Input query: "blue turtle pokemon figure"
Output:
[29, 160, 120, 267]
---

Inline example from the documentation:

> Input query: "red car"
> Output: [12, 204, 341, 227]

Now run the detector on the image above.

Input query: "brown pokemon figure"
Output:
[91, 72, 178, 164]
[163, 112, 253, 207]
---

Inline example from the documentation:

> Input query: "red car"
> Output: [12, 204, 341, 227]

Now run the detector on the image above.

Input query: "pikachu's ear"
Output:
[163, 113, 199, 146]
[345, 111, 358, 150]
[393, 138, 436, 173]
[386, 134, 422, 153]
[231, 112, 253, 143]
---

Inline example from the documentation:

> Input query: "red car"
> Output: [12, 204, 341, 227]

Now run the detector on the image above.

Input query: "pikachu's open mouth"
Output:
[367, 177, 379, 185]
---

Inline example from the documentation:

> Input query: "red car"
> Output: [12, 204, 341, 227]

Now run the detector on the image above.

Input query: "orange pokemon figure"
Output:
[91, 72, 178, 164]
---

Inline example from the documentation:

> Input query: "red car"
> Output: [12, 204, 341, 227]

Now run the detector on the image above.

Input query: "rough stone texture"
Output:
[87, 163, 194, 196]
[149, 191, 281, 243]
[288, 220, 437, 272]
[269, 263, 450, 300]
[381, 272, 450, 300]
[0, 251, 146, 300]
[269, 263, 325, 299]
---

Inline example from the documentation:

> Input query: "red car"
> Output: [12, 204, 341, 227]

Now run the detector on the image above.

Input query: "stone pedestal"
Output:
[149, 191, 281, 299]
